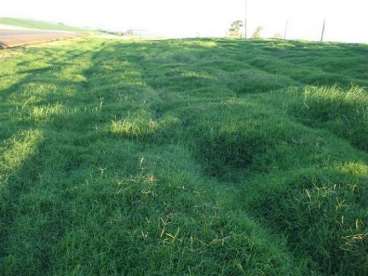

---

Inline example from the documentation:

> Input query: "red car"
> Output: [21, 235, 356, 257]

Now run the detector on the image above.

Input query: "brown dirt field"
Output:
[0, 30, 78, 48]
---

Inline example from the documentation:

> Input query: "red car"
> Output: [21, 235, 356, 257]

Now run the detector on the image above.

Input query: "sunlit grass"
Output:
[0, 130, 42, 182]
[30, 104, 66, 121]
[111, 117, 158, 138]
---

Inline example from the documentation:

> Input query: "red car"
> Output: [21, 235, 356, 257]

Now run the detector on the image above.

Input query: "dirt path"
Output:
[0, 29, 78, 48]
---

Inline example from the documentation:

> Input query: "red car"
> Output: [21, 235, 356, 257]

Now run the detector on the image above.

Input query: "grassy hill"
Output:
[0, 17, 85, 32]
[0, 37, 367, 275]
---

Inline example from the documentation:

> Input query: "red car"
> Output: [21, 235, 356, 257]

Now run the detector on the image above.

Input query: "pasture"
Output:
[0, 37, 367, 275]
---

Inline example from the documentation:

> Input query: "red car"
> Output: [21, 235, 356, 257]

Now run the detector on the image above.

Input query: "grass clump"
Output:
[111, 110, 159, 140]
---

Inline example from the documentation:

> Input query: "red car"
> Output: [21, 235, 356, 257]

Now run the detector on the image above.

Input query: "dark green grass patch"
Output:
[226, 68, 297, 94]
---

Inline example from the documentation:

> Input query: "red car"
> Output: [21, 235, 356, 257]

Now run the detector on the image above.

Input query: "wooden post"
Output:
[284, 19, 289, 40]
[244, 0, 248, 39]
[320, 18, 326, 42]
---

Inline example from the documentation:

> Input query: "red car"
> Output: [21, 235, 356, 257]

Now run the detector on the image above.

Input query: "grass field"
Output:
[0, 37, 367, 275]
[0, 17, 85, 32]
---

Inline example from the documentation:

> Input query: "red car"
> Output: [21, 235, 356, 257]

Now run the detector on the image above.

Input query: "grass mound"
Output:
[292, 86, 368, 151]
[247, 165, 368, 275]
[226, 69, 296, 94]
[188, 107, 303, 178]
[184, 99, 363, 180]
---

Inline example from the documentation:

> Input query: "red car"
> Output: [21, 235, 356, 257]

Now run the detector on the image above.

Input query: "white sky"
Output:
[1, 0, 368, 43]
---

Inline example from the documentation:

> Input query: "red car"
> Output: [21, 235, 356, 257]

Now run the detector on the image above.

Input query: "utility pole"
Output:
[320, 18, 326, 42]
[244, 0, 248, 39]
[284, 19, 289, 40]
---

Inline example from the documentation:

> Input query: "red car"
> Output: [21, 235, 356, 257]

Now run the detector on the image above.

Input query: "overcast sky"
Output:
[1, 0, 367, 43]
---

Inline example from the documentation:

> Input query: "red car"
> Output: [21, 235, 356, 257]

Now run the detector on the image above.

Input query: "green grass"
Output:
[0, 17, 85, 32]
[0, 37, 367, 275]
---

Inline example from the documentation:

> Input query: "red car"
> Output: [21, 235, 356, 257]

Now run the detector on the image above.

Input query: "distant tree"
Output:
[228, 20, 244, 38]
[252, 26, 263, 39]
[273, 33, 282, 39]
